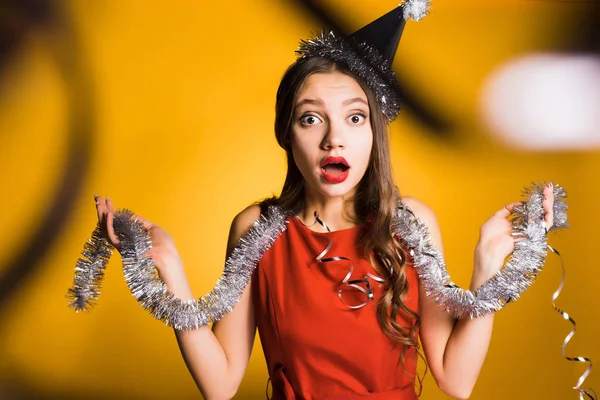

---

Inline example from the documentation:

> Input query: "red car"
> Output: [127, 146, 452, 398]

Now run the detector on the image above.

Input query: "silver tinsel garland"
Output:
[67, 208, 287, 331]
[393, 182, 568, 318]
[67, 226, 113, 311]
[115, 207, 288, 330]
[68, 183, 567, 328]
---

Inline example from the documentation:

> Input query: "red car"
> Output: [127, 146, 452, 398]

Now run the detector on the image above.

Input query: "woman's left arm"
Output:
[403, 186, 554, 399]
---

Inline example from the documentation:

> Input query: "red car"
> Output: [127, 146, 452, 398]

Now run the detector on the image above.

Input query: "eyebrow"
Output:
[294, 97, 368, 109]
[295, 98, 323, 108]
[342, 97, 368, 106]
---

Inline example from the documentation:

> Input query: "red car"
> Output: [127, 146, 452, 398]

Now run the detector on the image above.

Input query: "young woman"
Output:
[92, 6, 555, 400]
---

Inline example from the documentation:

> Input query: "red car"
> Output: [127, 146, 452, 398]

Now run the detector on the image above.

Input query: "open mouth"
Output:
[320, 156, 350, 183]
[321, 162, 349, 175]
[321, 156, 350, 175]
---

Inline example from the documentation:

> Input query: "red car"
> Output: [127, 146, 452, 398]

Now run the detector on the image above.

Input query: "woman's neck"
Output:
[298, 194, 356, 232]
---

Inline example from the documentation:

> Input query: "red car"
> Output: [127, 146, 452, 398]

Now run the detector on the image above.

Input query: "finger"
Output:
[95, 194, 107, 222]
[512, 231, 527, 239]
[495, 201, 523, 218]
[105, 197, 121, 245]
[543, 183, 555, 230]
[106, 196, 116, 214]
[133, 214, 155, 230]
[105, 210, 121, 247]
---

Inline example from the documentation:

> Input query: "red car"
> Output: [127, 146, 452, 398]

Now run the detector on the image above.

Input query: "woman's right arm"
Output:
[172, 205, 260, 400]
[95, 196, 260, 400]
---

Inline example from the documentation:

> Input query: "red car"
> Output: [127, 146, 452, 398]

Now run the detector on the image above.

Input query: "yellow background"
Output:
[0, 1, 598, 399]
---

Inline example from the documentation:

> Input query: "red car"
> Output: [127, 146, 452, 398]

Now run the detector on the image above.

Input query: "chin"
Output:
[315, 180, 359, 199]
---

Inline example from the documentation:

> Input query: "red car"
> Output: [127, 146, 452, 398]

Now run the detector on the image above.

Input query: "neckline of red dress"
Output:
[290, 215, 361, 235]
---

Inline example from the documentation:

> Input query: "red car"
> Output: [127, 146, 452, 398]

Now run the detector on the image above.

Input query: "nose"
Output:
[321, 120, 345, 150]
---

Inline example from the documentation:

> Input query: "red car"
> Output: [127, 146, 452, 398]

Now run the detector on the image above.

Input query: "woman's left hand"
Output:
[470, 183, 555, 290]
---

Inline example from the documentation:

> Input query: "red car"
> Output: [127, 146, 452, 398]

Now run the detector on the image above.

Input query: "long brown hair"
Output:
[262, 56, 422, 379]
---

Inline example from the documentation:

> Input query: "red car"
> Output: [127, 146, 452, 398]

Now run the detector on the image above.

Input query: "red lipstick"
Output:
[320, 156, 350, 184]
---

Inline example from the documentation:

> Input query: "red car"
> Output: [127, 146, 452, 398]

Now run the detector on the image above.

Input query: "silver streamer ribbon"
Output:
[549, 245, 597, 400]
[299, 213, 385, 310]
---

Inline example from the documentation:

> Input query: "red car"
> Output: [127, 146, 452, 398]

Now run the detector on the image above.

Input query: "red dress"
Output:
[252, 216, 420, 400]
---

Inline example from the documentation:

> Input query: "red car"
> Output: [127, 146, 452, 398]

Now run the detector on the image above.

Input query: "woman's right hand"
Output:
[94, 194, 182, 273]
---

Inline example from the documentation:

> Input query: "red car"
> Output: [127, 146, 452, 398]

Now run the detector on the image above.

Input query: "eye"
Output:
[299, 114, 323, 126]
[348, 113, 367, 124]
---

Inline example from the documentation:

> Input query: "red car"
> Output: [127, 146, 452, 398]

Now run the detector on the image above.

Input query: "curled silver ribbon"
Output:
[549, 245, 597, 400]
[300, 213, 385, 310]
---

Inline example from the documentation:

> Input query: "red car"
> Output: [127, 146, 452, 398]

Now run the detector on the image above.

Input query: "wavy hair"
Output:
[261, 56, 423, 388]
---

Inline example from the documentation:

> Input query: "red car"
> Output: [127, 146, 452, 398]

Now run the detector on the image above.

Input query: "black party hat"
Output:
[296, 1, 430, 121]
[349, 7, 408, 70]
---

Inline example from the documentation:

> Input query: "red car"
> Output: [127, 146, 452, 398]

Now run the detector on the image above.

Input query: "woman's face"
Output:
[291, 71, 373, 200]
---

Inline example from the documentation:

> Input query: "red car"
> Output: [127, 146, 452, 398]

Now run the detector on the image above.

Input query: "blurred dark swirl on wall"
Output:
[0, 1, 598, 398]
[0, 0, 94, 328]
[0, 2, 96, 398]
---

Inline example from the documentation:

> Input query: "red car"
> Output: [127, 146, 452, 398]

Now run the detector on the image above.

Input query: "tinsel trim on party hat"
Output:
[296, 31, 402, 121]
[295, 2, 431, 121]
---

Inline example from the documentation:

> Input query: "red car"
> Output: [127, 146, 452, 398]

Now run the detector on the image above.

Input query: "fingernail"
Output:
[106, 196, 111, 202]
[94, 194, 99, 199]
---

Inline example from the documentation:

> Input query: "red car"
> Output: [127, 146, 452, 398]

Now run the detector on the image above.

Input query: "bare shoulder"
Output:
[401, 196, 443, 251]
[227, 204, 262, 254]
[231, 204, 262, 235]
[401, 196, 437, 224]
